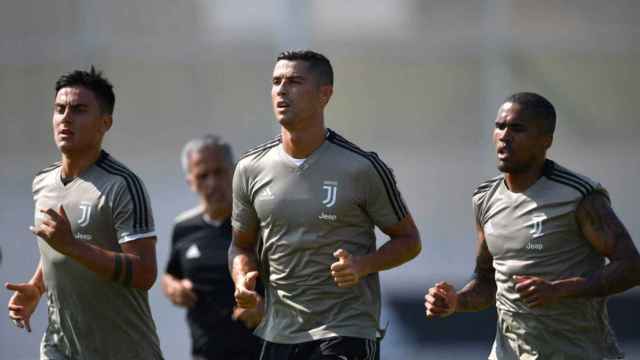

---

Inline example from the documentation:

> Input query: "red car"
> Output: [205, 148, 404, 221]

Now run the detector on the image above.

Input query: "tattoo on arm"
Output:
[112, 254, 134, 287]
[574, 192, 640, 297]
[123, 256, 133, 287]
[113, 254, 123, 282]
[457, 226, 497, 312]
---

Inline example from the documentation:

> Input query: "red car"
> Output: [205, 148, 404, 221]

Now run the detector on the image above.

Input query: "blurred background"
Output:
[1, 1, 639, 359]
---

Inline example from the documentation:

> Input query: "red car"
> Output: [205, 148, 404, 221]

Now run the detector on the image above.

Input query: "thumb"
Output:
[333, 249, 351, 261]
[244, 271, 259, 291]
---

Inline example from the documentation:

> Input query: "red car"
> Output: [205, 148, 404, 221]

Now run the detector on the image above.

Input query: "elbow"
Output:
[407, 234, 422, 261]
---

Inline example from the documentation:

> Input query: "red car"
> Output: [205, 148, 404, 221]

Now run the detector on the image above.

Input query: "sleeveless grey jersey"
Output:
[473, 160, 622, 359]
[33, 151, 163, 360]
[232, 129, 408, 344]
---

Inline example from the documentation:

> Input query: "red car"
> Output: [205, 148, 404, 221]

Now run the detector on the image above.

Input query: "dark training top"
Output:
[166, 207, 262, 359]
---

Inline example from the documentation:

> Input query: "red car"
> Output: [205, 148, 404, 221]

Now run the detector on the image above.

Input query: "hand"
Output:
[232, 296, 264, 329]
[425, 281, 457, 318]
[234, 271, 259, 309]
[6, 282, 42, 332]
[331, 249, 365, 288]
[31, 206, 77, 256]
[167, 279, 198, 308]
[513, 275, 559, 308]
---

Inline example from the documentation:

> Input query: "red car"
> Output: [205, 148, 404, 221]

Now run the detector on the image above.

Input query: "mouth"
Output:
[497, 145, 511, 160]
[276, 100, 290, 110]
[58, 129, 74, 138]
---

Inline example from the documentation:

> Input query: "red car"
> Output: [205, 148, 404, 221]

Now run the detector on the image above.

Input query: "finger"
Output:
[330, 262, 348, 272]
[333, 274, 356, 283]
[41, 208, 62, 222]
[514, 279, 535, 292]
[336, 280, 357, 288]
[24, 318, 31, 332]
[59, 205, 69, 221]
[333, 249, 351, 261]
[512, 275, 532, 283]
[8, 305, 25, 312]
[244, 271, 259, 291]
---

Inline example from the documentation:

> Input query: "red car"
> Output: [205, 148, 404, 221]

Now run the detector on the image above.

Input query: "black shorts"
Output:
[259, 336, 379, 360]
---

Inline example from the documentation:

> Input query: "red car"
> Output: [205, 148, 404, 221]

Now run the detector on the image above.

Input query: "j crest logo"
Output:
[526, 213, 547, 251]
[77, 201, 92, 227]
[322, 181, 338, 208]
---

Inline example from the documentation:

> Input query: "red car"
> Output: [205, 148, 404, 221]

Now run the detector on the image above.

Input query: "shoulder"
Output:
[94, 151, 147, 189]
[174, 206, 204, 226]
[33, 160, 62, 189]
[542, 160, 605, 199]
[472, 174, 503, 200]
[237, 135, 282, 165]
[325, 128, 392, 173]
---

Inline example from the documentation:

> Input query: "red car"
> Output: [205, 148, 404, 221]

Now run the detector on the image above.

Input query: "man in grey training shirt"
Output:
[5, 68, 163, 359]
[229, 50, 422, 360]
[425, 92, 640, 359]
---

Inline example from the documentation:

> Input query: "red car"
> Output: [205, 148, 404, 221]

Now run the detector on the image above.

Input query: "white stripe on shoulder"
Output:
[119, 231, 156, 244]
[174, 206, 205, 224]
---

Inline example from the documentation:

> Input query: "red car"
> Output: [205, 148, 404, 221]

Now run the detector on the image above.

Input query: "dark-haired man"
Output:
[163, 134, 262, 360]
[425, 92, 640, 359]
[229, 50, 422, 360]
[5, 68, 163, 359]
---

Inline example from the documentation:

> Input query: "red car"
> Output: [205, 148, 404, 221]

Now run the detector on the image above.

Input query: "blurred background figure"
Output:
[162, 134, 262, 360]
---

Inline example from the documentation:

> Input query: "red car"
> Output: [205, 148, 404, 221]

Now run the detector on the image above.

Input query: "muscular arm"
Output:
[456, 222, 497, 312]
[353, 215, 421, 277]
[553, 192, 640, 298]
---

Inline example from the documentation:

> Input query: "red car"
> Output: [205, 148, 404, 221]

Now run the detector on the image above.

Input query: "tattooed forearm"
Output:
[457, 234, 497, 312]
[112, 254, 134, 287]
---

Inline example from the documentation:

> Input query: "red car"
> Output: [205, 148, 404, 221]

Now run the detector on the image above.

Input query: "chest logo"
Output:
[529, 213, 547, 239]
[78, 201, 92, 227]
[186, 244, 201, 259]
[322, 181, 338, 208]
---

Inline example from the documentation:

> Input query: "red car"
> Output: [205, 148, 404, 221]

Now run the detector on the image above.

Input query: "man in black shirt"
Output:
[162, 134, 263, 360]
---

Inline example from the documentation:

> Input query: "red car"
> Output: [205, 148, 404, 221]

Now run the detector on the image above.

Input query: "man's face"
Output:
[53, 86, 111, 155]
[493, 102, 551, 174]
[186, 148, 233, 210]
[271, 60, 330, 128]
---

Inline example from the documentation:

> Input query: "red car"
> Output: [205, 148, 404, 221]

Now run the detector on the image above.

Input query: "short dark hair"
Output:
[55, 66, 115, 115]
[505, 92, 556, 135]
[276, 50, 333, 86]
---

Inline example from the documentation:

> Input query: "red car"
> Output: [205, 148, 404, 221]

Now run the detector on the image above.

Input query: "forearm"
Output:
[554, 257, 640, 299]
[29, 260, 46, 296]
[358, 234, 421, 277]
[228, 242, 258, 285]
[456, 279, 496, 313]
[67, 241, 156, 290]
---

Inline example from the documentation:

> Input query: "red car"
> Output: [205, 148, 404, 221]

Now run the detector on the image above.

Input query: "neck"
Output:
[281, 121, 326, 159]
[60, 147, 103, 179]
[504, 159, 546, 193]
[202, 202, 231, 222]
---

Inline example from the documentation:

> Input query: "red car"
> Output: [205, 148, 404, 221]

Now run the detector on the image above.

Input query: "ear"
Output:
[319, 85, 333, 107]
[543, 134, 553, 150]
[100, 114, 113, 134]
[186, 174, 196, 192]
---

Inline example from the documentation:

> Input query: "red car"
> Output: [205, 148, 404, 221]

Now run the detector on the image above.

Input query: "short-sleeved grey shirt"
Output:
[473, 160, 622, 359]
[232, 129, 408, 344]
[33, 151, 163, 360]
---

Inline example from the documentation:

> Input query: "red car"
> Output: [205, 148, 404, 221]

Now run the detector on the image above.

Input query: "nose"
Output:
[497, 127, 511, 142]
[275, 81, 288, 96]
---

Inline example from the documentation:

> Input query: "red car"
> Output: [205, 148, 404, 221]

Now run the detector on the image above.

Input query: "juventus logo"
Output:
[322, 181, 338, 208]
[78, 202, 92, 227]
[529, 213, 547, 239]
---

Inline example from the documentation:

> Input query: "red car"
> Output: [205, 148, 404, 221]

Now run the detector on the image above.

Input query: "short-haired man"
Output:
[162, 134, 262, 360]
[425, 92, 640, 359]
[5, 67, 163, 359]
[229, 50, 422, 360]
